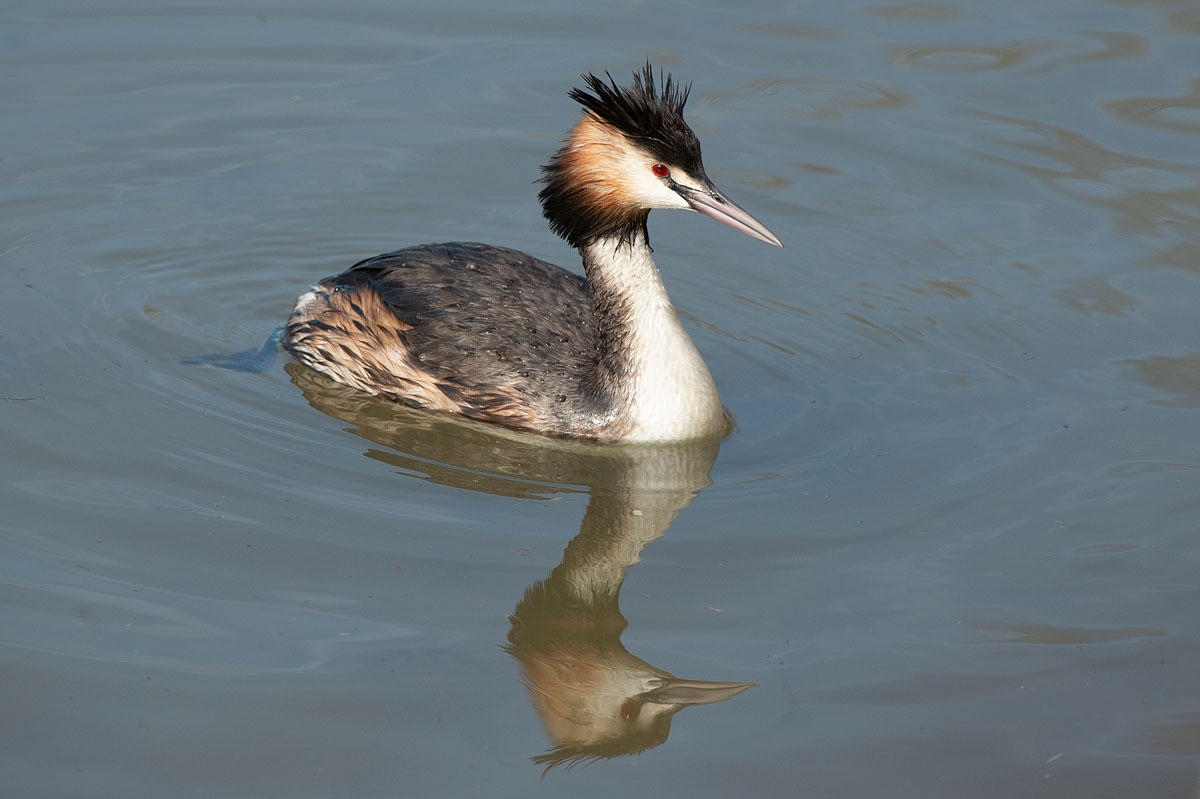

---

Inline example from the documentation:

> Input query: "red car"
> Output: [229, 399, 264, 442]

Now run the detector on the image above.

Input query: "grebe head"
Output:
[539, 63, 783, 250]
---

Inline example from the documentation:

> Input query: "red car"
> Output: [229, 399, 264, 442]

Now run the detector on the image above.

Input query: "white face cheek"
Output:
[623, 154, 694, 210]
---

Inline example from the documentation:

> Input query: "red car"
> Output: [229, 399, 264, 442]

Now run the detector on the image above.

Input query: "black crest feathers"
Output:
[539, 63, 705, 248]
[568, 63, 702, 172]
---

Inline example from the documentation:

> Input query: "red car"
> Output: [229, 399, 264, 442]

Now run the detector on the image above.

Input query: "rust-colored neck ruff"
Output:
[540, 115, 652, 249]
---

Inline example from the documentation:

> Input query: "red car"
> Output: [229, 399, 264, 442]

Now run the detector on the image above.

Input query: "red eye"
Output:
[651, 163, 670, 178]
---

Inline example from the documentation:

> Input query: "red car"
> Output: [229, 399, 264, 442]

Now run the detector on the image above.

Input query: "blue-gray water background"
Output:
[3, 1, 1199, 796]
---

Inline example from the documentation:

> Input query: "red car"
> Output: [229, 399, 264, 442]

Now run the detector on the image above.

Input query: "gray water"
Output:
[3, 1, 1200, 796]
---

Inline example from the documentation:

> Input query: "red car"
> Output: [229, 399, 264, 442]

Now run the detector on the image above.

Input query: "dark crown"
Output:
[539, 64, 705, 248]
[569, 64, 702, 173]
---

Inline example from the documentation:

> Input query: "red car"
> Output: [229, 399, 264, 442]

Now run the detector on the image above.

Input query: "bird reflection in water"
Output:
[288, 364, 756, 772]
[505, 469, 755, 772]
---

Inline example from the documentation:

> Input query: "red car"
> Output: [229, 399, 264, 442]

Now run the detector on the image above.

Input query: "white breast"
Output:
[584, 236, 726, 442]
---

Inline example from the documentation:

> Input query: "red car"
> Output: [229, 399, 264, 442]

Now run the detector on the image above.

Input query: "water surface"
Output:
[3, 0, 1200, 796]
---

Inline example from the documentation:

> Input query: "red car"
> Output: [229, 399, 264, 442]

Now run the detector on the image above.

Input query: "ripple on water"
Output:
[5, 5, 1200, 793]
[742, 22, 844, 40]
[1107, 79, 1200, 133]
[1156, 243, 1200, 277]
[1055, 276, 1138, 317]
[973, 621, 1166, 645]
[1121, 352, 1200, 408]
[863, 3, 959, 21]
[973, 111, 1200, 234]
[1138, 714, 1200, 756]
[890, 43, 1032, 72]
[701, 76, 908, 120]
[1173, 10, 1200, 35]
[1028, 31, 1145, 76]
[0, 554, 443, 676]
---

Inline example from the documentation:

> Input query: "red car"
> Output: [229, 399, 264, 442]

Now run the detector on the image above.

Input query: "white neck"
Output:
[583, 232, 726, 442]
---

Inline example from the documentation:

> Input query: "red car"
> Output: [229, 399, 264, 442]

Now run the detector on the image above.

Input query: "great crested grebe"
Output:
[282, 64, 781, 442]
